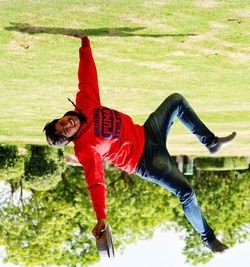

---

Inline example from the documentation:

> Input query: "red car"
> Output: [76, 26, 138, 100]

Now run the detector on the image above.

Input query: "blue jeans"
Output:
[134, 93, 216, 244]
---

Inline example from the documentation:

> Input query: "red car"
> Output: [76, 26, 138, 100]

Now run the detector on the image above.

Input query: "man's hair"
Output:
[43, 119, 70, 147]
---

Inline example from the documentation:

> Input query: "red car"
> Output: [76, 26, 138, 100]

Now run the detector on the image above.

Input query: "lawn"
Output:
[0, 0, 249, 156]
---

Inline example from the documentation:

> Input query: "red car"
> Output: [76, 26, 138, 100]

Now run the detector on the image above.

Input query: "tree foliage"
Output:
[105, 168, 178, 248]
[0, 165, 178, 266]
[0, 166, 98, 267]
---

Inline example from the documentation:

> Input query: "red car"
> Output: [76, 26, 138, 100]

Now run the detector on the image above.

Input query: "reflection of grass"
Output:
[0, 1, 249, 155]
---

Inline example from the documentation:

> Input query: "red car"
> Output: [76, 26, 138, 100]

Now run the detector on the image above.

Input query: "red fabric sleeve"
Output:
[76, 148, 107, 219]
[76, 37, 101, 110]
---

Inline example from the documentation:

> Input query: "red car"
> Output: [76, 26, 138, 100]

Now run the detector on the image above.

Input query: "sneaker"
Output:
[206, 238, 229, 253]
[208, 132, 237, 154]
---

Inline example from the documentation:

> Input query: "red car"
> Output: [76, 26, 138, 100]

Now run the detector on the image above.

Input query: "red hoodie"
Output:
[73, 37, 145, 219]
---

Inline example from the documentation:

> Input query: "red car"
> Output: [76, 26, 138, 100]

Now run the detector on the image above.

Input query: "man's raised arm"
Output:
[66, 34, 101, 109]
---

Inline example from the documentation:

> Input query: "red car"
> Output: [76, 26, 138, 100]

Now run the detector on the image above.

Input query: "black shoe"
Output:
[208, 132, 237, 154]
[206, 238, 229, 253]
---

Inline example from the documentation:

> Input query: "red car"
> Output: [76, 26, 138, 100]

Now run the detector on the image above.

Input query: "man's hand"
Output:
[92, 219, 106, 239]
[64, 33, 87, 39]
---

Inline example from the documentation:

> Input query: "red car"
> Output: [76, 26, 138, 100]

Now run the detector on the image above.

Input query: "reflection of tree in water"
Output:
[0, 144, 249, 266]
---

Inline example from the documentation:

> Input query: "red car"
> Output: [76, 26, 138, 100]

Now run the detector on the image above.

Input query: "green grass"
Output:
[0, 0, 249, 155]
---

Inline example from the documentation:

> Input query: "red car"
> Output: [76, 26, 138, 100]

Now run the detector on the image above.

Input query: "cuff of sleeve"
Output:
[81, 37, 90, 47]
[96, 210, 107, 220]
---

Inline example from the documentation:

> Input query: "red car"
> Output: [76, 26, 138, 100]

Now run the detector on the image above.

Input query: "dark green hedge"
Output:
[23, 145, 66, 191]
[0, 143, 24, 181]
[195, 156, 249, 171]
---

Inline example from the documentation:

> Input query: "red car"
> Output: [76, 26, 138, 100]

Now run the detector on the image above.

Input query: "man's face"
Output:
[54, 115, 81, 138]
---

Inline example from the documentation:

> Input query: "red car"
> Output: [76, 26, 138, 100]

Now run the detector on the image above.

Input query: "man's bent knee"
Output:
[178, 186, 195, 206]
[168, 92, 184, 101]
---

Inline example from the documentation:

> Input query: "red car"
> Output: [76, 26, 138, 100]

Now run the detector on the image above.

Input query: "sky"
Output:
[92, 228, 250, 267]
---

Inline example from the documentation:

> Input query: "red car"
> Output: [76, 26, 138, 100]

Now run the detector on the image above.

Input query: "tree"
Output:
[0, 166, 98, 267]
[0, 165, 178, 266]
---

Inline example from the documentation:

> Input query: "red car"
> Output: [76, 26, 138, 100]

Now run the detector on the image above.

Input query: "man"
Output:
[44, 35, 236, 253]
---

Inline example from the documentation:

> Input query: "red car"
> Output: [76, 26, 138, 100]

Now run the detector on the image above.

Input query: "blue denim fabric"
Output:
[134, 93, 216, 244]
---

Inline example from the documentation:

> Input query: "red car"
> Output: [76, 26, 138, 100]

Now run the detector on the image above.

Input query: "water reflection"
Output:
[0, 144, 249, 266]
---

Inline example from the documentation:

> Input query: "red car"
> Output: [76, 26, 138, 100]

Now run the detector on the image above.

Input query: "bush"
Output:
[195, 156, 249, 171]
[23, 145, 66, 191]
[0, 143, 24, 181]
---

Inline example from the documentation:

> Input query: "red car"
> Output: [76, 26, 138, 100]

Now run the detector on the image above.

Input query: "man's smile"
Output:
[55, 115, 81, 138]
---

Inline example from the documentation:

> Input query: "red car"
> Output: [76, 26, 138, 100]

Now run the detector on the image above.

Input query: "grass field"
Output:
[0, 0, 249, 156]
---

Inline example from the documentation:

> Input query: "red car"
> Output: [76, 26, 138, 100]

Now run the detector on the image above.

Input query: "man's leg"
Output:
[145, 93, 236, 153]
[134, 145, 228, 252]
[136, 94, 231, 252]
[136, 145, 215, 243]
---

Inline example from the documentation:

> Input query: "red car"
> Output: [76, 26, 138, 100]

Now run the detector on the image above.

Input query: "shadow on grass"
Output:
[5, 22, 198, 38]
